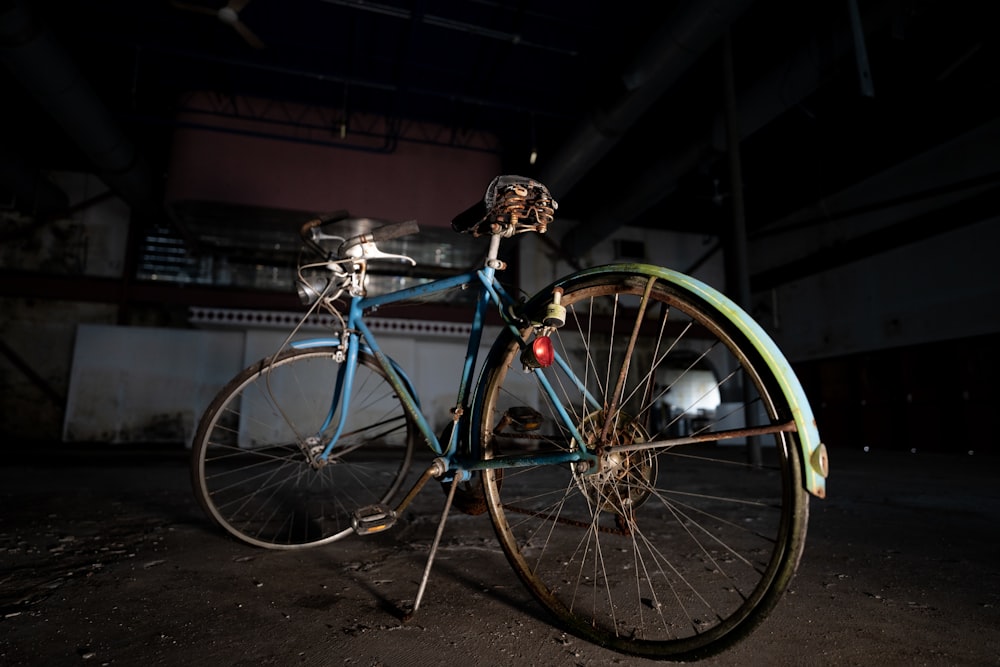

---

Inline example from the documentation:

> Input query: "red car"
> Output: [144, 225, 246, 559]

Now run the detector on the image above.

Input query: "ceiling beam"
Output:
[541, 0, 756, 204]
[561, 0, 896, 258]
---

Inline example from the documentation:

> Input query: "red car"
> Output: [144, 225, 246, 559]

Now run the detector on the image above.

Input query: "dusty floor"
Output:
[1, 444, 998, 666]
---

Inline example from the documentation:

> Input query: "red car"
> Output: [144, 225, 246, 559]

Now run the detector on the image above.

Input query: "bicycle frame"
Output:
[291, 234, 595, 482]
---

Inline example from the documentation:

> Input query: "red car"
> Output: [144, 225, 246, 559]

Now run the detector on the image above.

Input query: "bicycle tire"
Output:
[476, 268, 809, 660]
[191, 346, 415, 549]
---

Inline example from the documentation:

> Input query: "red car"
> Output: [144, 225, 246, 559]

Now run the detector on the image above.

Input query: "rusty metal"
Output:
[403, 473, 459, 622]
[604, 420, 799, 455]
[492, 419, 798, 462]
[599, 275, 657, 446]
[546, 263, 827, 498]
[392, 459, 445, 516]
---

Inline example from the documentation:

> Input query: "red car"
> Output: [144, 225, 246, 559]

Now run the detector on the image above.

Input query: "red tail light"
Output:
[523, 335, 554, 368]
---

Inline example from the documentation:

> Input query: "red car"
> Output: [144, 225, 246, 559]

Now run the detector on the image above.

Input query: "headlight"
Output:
[296, 276, 329, 305]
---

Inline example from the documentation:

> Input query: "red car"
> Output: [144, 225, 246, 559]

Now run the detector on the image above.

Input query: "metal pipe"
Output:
[0, 1, 154, 211]
[542, 0, 756, 200]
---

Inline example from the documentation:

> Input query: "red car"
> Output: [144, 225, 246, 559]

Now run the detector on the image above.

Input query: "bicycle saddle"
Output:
[452, 175, 557, 236]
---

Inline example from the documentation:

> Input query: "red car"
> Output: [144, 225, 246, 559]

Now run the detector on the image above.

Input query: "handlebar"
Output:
[338, 219, 419, 256]
[300, 210, 350, 258]
[299, 213, 419, 260]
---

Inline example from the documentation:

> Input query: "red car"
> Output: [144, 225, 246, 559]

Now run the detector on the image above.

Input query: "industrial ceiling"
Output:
[1, 0, 998, 274]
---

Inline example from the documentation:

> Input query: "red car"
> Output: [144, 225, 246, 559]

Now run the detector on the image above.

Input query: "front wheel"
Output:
[191, 346, 415, 549]
[477, 270, 809, 660]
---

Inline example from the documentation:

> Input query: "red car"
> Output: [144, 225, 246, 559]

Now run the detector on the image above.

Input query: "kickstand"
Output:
[402, 473, 459, 622]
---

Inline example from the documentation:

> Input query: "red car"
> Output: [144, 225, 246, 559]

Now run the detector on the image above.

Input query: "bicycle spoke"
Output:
[481, 271, 808, 659]
[192, 347, 415, 549]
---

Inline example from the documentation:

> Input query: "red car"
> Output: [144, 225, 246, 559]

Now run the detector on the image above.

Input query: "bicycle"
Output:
[191, 175, 829, 661]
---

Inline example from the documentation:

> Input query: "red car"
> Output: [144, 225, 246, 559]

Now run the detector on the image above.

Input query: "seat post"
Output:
[484, 232, 504, 270]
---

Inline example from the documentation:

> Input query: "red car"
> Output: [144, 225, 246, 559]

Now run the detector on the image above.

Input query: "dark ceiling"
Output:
[2, 0, 998, 265]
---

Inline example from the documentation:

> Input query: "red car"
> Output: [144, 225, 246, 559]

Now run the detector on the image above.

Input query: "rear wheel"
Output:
[477, 271, 809, 659]
[192, 346, 414, 549]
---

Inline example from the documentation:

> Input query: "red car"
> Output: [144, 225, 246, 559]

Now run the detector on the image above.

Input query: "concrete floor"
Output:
[1, 444, 998, 666]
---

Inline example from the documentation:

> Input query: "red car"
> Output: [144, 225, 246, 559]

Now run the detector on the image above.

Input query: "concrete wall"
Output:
[757, 216, 1000, 361]
[61, 318, 502, 446]
[0, 171, 131, 442]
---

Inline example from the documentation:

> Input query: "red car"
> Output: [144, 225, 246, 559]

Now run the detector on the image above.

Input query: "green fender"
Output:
[532, 263, 829, 499]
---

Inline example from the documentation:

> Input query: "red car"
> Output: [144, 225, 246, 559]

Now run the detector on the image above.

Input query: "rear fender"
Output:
[479, 265, 829, 498]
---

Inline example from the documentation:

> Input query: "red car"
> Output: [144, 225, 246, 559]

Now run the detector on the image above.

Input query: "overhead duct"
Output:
[562, 33, 833, 258]
[0, 0, 155, 212]
[540, 0, 756, 201]
[562, 1, 894, 258]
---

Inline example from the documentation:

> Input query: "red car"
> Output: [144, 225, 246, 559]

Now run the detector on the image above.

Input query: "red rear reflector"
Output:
[531, 336, 554, 368]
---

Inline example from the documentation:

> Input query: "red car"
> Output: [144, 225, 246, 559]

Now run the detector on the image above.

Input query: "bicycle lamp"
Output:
[543, 287, 565, 327]
[521, 335, 554, 369]
[296, 275, 329, 305]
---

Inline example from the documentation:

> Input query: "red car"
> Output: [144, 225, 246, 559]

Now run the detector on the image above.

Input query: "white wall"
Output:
[62, 317, 503, 445]
[63, 324, 245, 443]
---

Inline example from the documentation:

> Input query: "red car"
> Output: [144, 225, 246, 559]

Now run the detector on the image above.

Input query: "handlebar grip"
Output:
[370, 219, 419, 243]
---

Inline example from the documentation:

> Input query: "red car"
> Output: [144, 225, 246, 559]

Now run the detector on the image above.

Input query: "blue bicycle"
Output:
[191, 175, 829, 660]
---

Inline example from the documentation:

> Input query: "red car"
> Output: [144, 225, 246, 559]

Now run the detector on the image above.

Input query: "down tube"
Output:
[352, 317, 443, 456]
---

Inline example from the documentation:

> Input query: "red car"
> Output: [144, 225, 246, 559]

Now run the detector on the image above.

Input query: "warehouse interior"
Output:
[1, 0, 998, 453]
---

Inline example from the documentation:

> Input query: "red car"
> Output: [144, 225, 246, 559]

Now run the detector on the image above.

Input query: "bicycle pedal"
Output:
[351, 504, 397, 535]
